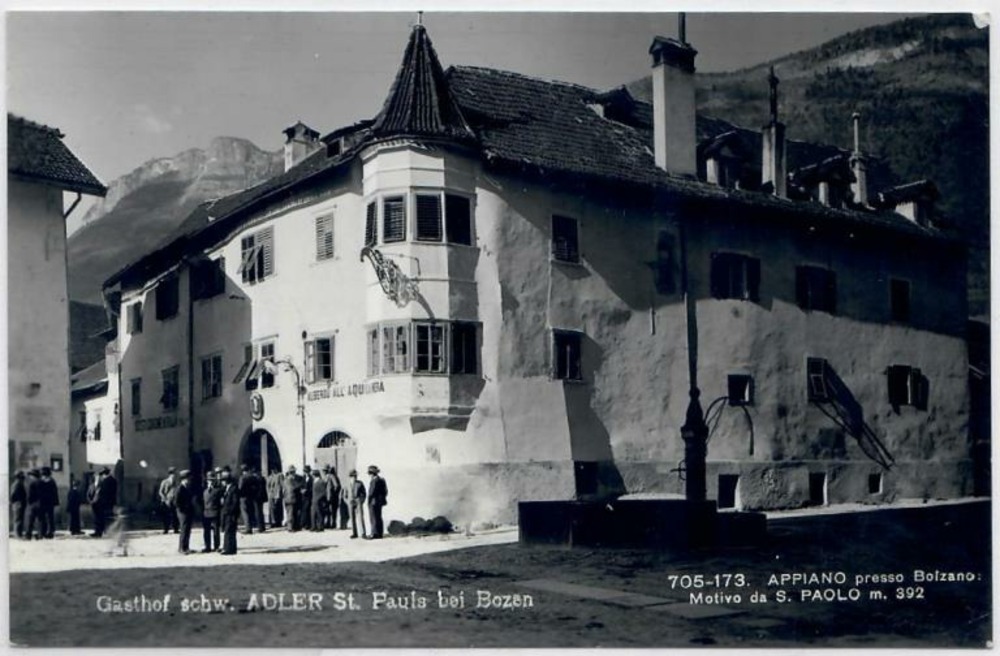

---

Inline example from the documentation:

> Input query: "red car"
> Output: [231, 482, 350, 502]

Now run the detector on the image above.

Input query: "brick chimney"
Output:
[849, 112, 869, 207]
[283, 121, 321, 172]
[649, 29, 697, 177]
[761, 66, 787, 198]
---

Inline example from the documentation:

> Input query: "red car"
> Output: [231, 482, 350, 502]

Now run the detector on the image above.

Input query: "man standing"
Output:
[10, 471, 26, 538]
[39, 467, 58, 538]
[25, 469, 43, 540]
[266, 469, 284, 529]
[202, 470, 222, 553]
[91, 467, 117, 538]
[366, 465, 388, 540]
[343, 470, 367, 539]
[174, 470, 195, 554]
[158, 468, 179, 534]
[66, 478, 84, 535]
[219, 469, 239, 555]
[310, 470, 326, 532]
[282, 466, 300, 532]
[323, 466, 342, 529]
[238, 465, 256, 535]
[252, 468, 267, 533]
[299, 465, 313, 531]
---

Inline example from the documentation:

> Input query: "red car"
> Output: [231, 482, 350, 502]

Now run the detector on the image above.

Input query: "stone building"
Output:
[101, 25, 970, 525]
[8, 114, 106, 495]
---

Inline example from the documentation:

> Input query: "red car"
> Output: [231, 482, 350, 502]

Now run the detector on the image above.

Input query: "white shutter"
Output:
[260, 226, 275, 277]
[315, 214, 334, 261]
[304, 340, 316, 384]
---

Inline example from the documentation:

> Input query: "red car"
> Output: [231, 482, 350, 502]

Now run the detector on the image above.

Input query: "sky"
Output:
[8, 10, 928, 187]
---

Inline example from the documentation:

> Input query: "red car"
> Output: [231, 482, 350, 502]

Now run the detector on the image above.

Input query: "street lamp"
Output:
[263, 358, 307, 471]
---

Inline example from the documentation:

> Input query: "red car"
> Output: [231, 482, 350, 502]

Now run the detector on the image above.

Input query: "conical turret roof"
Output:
[372, 24, 476, 143]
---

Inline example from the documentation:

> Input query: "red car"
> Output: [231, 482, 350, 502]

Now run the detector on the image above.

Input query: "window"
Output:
[383, 195, 406, 243]
[92, 416, 102, 442]
[306, 337, 335, 382]
[367, 329, 380, 377]
[78, 410, 87, 442]
[315, 213, 335, 261]
[415, 323, 447, 373]
[382, 324, 410, 373]
[130, 378, 142, 416]
[155, 274, 180, 320]
[890, 278, 910, 323]
[868, 473, 883, 495]
[233, 344, 253, 384]
[192, 258, 226, 300]
[796, 266, 837, 313]
[451, 322, 478, 374]
[551, 215, 580, 263]
[727, 374, 754, 406]
[160, 366, 180, 411]
[445, 194, 472, 245]
[201, 354, 223, 401]
[887, 365, 928, 410]
[808, 472, 827, 506]
[259, 342, 275, 388]
[553, 330, 583, 381]
[718, 474, 739, 509]
[127, 302, 143, 334]
[416, 194, 443, 241]
[365, 202, 377, 247]
[806, 357, 830, 402]
[710, 253, 760, 301]
[654, 231, 675, 295]
[240, 226, 274, 284]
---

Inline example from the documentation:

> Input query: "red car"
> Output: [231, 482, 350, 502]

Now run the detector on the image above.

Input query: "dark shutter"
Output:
[911, 368, 929, 410]
[415, 194, 443, 241]
[445, 195, 472, 245]
[365, 202, 377, 246]
[383, 196, 406, 242]
[887, 365, 909, 406]
[746, 257, 761, 302]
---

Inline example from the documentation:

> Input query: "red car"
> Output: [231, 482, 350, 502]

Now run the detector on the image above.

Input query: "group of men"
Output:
[9, 466, 118, 539]
[156, 462, 389, 555]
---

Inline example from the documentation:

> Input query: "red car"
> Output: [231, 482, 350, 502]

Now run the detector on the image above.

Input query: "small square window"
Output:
[727, 374, 753, 406]
[551, 215, 580, 263]
[710, 253, 760, 301]
[796, 266, 837, 313]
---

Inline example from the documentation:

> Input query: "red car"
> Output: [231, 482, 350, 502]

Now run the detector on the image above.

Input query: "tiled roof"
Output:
[371, 25, 475, 143]
[8, 114, 106, 196]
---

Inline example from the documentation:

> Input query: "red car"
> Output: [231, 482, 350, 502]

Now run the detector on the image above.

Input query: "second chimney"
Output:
[283, 121, 321, 172]
[649, 36, 697, 177]
[761, 66, 787, 198]
[849, 112, 869, 207]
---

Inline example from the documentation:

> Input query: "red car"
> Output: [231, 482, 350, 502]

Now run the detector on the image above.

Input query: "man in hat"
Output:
[158, 467, 179, 534]
[219, 469, 240, 555]
[366, 465, 388, 539]
[66, 477, 84, 535]
[238, 464, 257, 535]
[202, 470, 222, 552]
[39, 466, 58, 538]
[266, 468, 284, 529]
[251, 468, 267, 533]
[25, 469, 44, 540]
[10, 471, 26, 539]
[310, 470, 326, 532]
[299, 465, 313, 531]
[282, 466, 300, 531]
[174, 470, 195, 554]
[91, 467, 117, 537]
[342, 470, 367, 539]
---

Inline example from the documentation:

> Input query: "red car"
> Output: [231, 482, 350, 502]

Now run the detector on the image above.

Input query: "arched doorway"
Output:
[241, 429, 282, 474]
[315, 431, 357, 477]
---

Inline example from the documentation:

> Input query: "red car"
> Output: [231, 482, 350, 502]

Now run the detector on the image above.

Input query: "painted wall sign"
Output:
[250, 393, 265, 420]
[307, 380, 386, 402]
[135, 415, 184, 432]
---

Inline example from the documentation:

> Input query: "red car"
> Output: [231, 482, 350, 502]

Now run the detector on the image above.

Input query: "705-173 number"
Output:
[667, 574, 748, 589]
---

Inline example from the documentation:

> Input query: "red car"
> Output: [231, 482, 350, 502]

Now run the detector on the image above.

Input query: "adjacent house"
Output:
[101, 25, 970, 525]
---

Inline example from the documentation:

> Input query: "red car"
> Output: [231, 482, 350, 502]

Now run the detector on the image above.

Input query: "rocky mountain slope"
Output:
[628, 13, 989, 315]
[67, 137, 283, 303]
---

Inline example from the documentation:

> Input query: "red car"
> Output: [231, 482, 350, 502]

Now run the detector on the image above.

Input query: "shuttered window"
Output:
[306, 337, 334, 383]
[130, 378, 142, 416]
[155, 275, 180, 320]
[367, 328, 380, 377]
[710, 253, 761, 301]
[160, 366, 180, 411]
[416, 194, 443, 241]
[240, 226, 275, 284]
[445, 195, 472, 245]
[415, 323, 447, 373]
[315, 213, 335, 261]
[887, 365, 929, 410]
[382, 323, 410, 373]
[201, 354, 223, 401]
[551, 215, 580, 263]
[127, 302, 143, 334]
[365, 201, 377, 247]
[260, 342, 275, 388]
[383, 196, 406, 243]
[796, 266, 836, 313]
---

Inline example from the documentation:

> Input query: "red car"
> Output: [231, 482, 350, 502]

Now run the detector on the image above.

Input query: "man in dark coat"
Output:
[282, 466, 300, 532]
[266, 469, 284, 528]
[238, 465, 256, 535]
[174, 470, 195, 554]
[310, 470, 326, 532]
[66, 478, 84, 535]
[25, 470, 44, 540]
[252, 468, 267, 533]
[158, 467, 179, 534]
[299, 465, 313, 530]
[343, 470, 367, 539]
[202, 470, 222, 552]
[91, 467, 117, 537]
[366, 465, 388, 539]
[10, 471, 26, 538]
[39, 467, 58, 538]
[322, 466, 342, 529]
[219, 470, 240, 555]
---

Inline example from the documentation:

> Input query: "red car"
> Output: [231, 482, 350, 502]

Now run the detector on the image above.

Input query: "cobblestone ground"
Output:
[8, 499, 991, 648]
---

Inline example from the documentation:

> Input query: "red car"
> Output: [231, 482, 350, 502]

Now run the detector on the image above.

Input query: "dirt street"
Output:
[8, 499, 991, 647]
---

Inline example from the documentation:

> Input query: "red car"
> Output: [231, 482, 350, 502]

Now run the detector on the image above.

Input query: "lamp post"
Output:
[264, 358, 307, 471]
